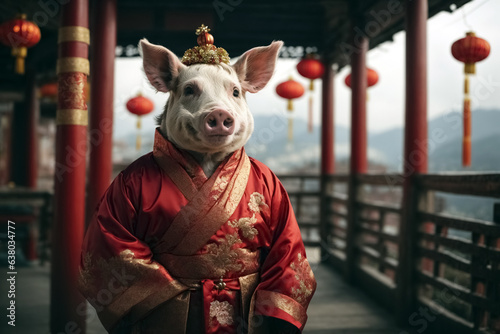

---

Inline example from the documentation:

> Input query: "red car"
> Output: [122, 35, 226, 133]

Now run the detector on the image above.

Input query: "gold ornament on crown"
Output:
[181, 24, 230, 66]
[196, 24, 211, 35]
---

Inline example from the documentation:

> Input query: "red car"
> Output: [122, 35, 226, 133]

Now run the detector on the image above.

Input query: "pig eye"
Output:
[184, 86, 194, 96]
[233, 88, 240, 97]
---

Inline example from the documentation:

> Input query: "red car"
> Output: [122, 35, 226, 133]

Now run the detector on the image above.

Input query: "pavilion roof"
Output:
[0, 0, 472, 94]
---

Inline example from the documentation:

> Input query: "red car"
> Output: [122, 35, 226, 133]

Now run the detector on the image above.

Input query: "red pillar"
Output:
[344, 32, 368, 282]
[350, 36, 368, 174]
[51, 0, 89, 332]
[87, 0, 116, 223]
[397, 0, 428, 323]
[321, 62, 335, 175]
[403, 0, 428, 175]
[320, 61, 335, 260]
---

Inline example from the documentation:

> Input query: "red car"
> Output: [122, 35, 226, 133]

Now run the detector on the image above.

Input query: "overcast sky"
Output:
[113, 0, 499, 138]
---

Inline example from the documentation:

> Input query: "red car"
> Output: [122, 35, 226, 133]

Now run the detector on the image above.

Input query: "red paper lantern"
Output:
[126, 94, 154, 116]
[126, 93, 154, 150]
[276, 78, 305, 111]
[39, 82, 58, 100]
[451, 31, 490, 167]
[297, 55, 325, 133]
[276, 77, 305, 141]
[297, 56, 325, 90]
[0, 14, 41, 74]
[452, 32, 490, 75]
[344, 68, 379, 88]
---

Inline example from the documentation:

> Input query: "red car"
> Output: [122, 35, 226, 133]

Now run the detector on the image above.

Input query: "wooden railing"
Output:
[412, 174, 500, 333]
[278, 172, 500, 333]
[0, 188, 53, 264]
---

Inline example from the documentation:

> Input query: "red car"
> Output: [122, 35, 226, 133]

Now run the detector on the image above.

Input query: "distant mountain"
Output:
[248, 109, 500, 172]
[430, 132, 500, 171]
[368, 127, 404, 169]
[368, 109, 500, 172]
[246, 115, 349, 173]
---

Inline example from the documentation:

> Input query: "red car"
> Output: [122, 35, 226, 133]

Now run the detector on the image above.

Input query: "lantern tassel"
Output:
[287, 99, 293, 111]
[464, 62, 475, 75]
[308, 95, 313, 133]
[136, 116, 142, 150]
[308, 79, 314, 133]
[15, 57, 25, 74]
[463, 74, 471, 167]
[288, 117, 293, 141]
[12, 47, 27, 75]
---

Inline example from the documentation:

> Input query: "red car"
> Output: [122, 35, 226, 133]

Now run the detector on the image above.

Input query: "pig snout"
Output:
[203, 109, 235, 136]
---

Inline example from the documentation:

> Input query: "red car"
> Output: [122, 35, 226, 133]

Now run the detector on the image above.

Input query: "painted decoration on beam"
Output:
[451, 31, 490, 167]
[39, 81, 90, 103]
[126, 93, 154, 150]
[276, 77, 305, 141]
[0, 14, 41, 74]
[296, 54, 325, 133]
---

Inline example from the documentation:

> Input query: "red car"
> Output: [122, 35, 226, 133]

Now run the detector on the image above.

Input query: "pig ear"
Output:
[233, 41, 283, 93]
[138, 38, 186, 92]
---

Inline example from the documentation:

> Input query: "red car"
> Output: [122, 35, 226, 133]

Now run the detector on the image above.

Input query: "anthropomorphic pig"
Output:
[79, 30, 316, 334]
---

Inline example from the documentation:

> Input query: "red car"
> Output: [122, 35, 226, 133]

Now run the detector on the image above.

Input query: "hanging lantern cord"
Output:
[463, 74, 471, 167]
[308, 95, 313, 133]
[308, 80, 314, 133]
[287, 99, 294, 140]
[136, 116, 142, 150]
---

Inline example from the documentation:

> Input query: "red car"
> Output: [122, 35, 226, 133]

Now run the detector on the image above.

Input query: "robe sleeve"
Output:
[78, 171, 188, 332]
[253, 175, 317, 332]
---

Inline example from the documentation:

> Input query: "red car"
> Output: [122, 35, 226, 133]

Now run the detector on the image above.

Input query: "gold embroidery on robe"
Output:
[290, 253, 315, 304]
[211, 174, 230, 200]
[167, 152, 251, 256]
[79, 252, 94, 287]
[248, 192, 268, 213]
[255, 290, 308, 326]
[228, 192, 268, 241]
[205, 192, 269, 276]
[78, 249, 160, 297]
[229, 216, 258, 240]
[206, 233, 244, 277]
[209, 300, 235, 326]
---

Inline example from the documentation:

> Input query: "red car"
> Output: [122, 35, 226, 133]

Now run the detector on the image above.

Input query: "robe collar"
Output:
[151, 128, 251, 255]
[152, 127, 246, 198]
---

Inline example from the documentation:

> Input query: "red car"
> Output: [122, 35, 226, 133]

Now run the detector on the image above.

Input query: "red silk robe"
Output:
[79, 129, 316, 333]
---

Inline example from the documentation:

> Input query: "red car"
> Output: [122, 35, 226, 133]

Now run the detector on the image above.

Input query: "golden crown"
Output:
[181, 24, 230, 66]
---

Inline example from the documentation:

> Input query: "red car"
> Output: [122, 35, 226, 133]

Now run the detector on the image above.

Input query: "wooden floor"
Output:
[305, 264, 403, 334]
[0, 262, 404, 333]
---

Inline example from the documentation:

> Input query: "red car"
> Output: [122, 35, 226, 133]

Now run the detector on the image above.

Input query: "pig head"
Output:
[139, 39, 283, 176]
